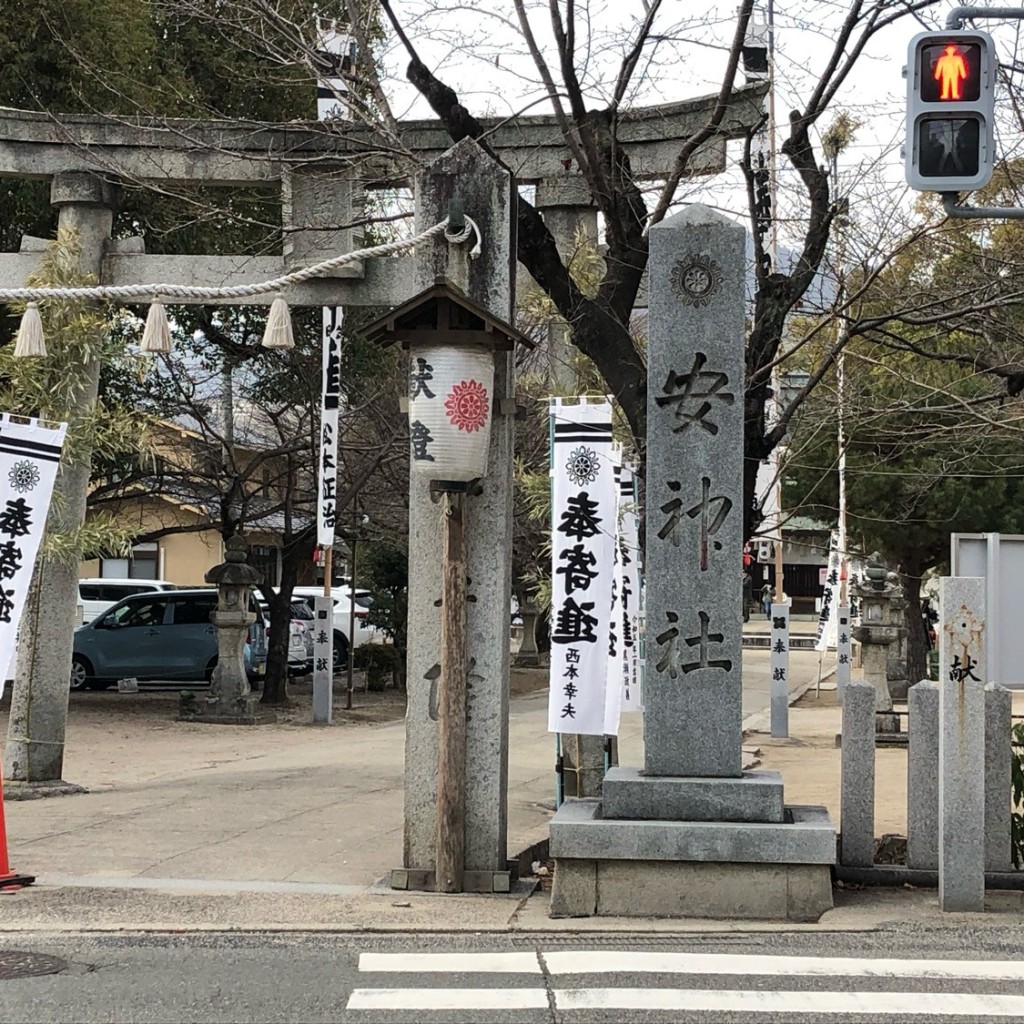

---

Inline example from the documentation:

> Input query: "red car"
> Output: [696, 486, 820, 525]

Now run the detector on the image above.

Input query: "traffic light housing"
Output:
[905, 30, 996, 192]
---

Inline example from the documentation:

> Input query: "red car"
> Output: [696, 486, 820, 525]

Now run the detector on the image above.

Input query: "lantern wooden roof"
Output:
[359, 278, 534, 351]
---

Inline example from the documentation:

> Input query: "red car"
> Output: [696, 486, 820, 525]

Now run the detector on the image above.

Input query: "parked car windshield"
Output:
[103, 597, 168, 628]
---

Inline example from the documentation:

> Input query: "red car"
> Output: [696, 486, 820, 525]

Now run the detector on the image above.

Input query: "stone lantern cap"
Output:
[205, 535, 263, 587]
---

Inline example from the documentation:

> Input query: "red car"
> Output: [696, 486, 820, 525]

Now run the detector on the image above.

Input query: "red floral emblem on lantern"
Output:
[444, 379, 490, 433]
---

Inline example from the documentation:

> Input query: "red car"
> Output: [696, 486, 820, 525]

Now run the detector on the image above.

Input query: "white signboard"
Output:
[836, 603, 852, 694]
[548, 399, 616, 736]
[770, 601, 790, 737]
[952, 532, 1024, 688]
[0, 414, 67, 700]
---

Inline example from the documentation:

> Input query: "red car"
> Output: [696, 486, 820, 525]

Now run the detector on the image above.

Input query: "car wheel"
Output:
[70, 655, 92, 691]
[333, 631, 349, 671]
[204, 656, 218, 682]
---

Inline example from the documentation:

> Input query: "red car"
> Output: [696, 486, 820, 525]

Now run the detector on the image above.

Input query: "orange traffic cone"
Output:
[0, 770, 34, 889]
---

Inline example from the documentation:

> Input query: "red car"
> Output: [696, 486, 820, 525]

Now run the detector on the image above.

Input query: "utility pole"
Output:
[766, 0, 785, 605]
[311, 17, 356, 724]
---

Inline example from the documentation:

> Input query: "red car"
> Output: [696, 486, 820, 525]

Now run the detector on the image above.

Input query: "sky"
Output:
[368, 2, 1024, 259]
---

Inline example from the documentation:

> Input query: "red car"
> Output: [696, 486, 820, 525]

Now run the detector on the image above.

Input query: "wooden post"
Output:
[435, 490, 467, 892]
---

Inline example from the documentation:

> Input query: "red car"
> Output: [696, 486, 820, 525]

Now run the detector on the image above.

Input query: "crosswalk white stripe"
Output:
[358, 952, 541, 973]
[346, 987, 549, 1010]
[555, 988, 1024, 1016]
[543, 950, 1024, 981]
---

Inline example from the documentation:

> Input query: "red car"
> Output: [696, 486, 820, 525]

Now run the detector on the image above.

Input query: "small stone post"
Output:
[840, 680, 876, 867]
[182, 536, 266, 724]
[938, 575, 986, 912]
[984, 682, 1012, 874]
[907, 679, 939, 871]
[770, 603, 789, 738]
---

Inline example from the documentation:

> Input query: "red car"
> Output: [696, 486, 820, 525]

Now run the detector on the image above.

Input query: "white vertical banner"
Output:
[0, 415, 68, 700]
[603, 449, 623, 736]
[315, 19, 355, 121]
[548, 398, 616, 736]
[619, 462, 643, 714]
[815, 530, 841, 652]
[317, 308, 343, 549]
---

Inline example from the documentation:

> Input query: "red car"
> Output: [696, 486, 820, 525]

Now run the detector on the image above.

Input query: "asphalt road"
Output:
[4, 927, 1024, 1023]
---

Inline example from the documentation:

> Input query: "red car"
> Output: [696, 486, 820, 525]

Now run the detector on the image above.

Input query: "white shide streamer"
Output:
[0, 414, 68, 700]
[548, 398, 616, 736]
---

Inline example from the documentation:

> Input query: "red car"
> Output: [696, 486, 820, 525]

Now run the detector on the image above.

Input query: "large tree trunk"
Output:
[260, 546, 303, 706]
[901, 551, 931, 687]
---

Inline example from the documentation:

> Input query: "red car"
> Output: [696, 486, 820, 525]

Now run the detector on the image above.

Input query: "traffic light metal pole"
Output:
[946, 7, 1022, 30]
[942, 192, 1024, 220]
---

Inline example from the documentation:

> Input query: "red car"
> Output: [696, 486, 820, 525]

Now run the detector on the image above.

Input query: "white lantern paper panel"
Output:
[408, 344, 494, 481]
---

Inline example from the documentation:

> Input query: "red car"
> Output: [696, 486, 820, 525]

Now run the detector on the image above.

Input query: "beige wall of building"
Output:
[79, 496, 283, 586]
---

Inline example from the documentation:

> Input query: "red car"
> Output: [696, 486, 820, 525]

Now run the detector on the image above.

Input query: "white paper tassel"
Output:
[13, 302, 46, 357]
[140, 299, 172, 354]
[262, 295, 295, 349]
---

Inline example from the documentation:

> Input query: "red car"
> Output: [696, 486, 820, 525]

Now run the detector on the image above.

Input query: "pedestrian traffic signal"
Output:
[905, 31, 996, 192]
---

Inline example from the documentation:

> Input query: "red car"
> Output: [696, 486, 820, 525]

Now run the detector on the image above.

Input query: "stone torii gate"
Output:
[0, 88, 765, 885]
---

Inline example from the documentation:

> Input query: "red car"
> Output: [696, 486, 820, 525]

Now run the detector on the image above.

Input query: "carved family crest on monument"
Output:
[670, 253, 724, 308]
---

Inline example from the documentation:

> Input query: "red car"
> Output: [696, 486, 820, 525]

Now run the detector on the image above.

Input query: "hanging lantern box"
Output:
[360, 278, 533, 488]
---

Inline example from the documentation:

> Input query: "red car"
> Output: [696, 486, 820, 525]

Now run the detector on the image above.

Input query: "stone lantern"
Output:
[851, 554, 905, 734]
[361, 278, 532, 486]
[361, 278, 532, 893]
[180, 535, 267, 724]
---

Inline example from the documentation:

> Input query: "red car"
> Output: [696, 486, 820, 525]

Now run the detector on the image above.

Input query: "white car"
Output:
[292, 586, 382, 669]
[258, 598, 315, 675]
[78, 579, 177, 625]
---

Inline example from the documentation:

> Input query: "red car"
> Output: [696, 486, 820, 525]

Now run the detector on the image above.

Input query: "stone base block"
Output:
[550, 798, 836, 864]
[548, 798, 835, 921]
[550, 857, 833, 921]
[602, 766, 784, 823]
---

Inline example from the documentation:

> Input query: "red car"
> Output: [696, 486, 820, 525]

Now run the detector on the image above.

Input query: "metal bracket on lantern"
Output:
[429, 478, 483, 500]
[447, 196, 465, 235]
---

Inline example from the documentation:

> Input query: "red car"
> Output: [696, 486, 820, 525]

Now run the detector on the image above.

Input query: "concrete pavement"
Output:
[0, 649, 823, 894]
[1, 644, 1004, 939]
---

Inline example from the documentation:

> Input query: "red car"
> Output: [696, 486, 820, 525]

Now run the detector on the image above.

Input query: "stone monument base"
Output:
[549, 798, 835, 921]
[178, 692, 275, 725]
[603, 766, 785, 822]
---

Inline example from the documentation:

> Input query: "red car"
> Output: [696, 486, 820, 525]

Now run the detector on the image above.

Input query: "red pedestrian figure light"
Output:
[935, 43, 968, 100]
